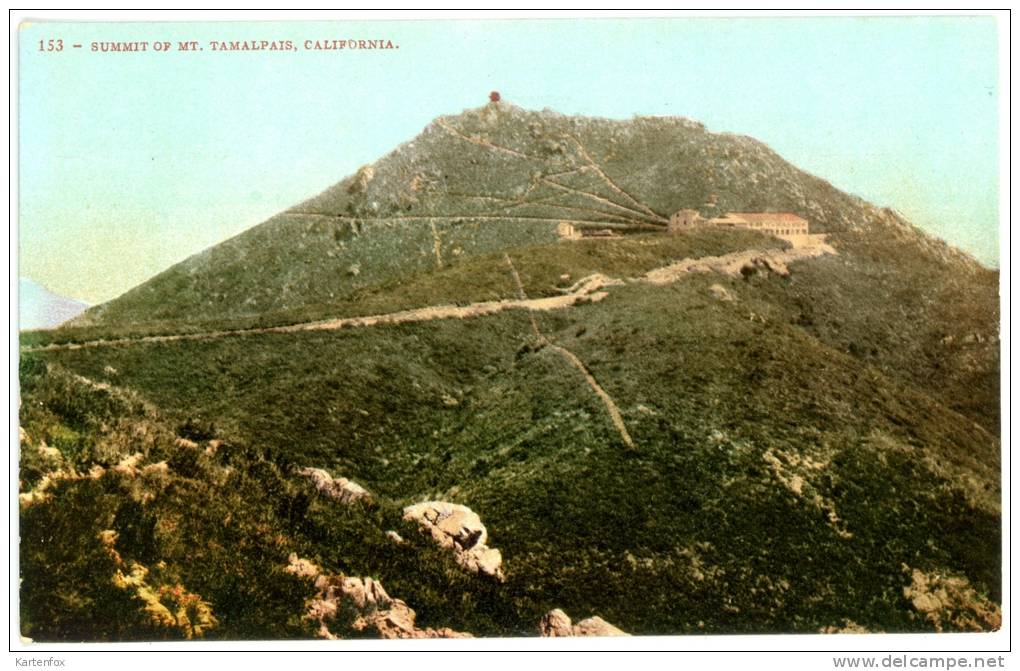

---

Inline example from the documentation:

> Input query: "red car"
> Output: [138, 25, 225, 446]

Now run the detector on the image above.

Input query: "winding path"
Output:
[21, 244, 835, 356]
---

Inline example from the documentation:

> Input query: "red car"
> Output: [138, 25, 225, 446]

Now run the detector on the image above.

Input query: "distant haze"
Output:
[19, 17, 1000, 304]
[19, 277, 89, 330]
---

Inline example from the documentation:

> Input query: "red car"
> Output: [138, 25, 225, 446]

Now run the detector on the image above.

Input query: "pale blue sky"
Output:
[19, 17, 1000, 303]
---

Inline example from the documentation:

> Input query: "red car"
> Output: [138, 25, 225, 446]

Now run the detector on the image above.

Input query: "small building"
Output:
[706, 213, 750, 228]
[556, 221, 581, 240]
[728, 212, 809, 237]
[668, 209, 703, 232]
[669, 208, 810, 238]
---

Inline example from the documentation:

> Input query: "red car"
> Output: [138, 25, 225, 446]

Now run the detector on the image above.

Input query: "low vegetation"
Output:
[20, 233, 999, 639]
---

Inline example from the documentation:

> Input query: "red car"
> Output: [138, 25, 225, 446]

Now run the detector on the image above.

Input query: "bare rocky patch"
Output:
[285, 553, 471, 639]
[902, 565, 1001, 632]
[762, 448, 851, 539]
[403, 501, 505, 581]
[298, 467, 371, 504]
[538, 608, 628, 637]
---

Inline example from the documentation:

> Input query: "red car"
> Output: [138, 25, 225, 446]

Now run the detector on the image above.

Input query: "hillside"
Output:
[19, 103, 1000, 641]
[53, 102, 1000, 435]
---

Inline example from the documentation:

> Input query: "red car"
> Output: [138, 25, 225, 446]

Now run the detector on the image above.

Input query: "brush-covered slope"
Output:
[69, 101, 983, 331]
[51, 103, 1000, 435]
[20, 232, 1000, 639]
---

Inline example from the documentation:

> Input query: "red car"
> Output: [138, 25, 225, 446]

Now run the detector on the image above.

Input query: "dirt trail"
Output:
[379, 116, 664, 226]
[545, 343, 637, 450]
[283, 212, 650, 229]
[539, 178, 661, 225]
[429, 221, 444, 269]
[504, 253, 543, 339]
[22, 243, 834, 355]
[435, 118, 537, 160]
[563, 135, 667, 222]
[452, 192, 637, 225]
[21, 277, 615, 354]
[430, 116, 663, 224]
[504, 253, 636, 450]
[642, 243, 836, 284]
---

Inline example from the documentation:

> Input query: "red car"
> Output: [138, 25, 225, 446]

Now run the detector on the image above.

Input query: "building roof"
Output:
[729, 212, 808, 224]
[707, 214, 749, 226]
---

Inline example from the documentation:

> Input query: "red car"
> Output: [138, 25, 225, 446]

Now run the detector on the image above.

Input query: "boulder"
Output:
[298, 467, 371, 504]
[37, 444, 62, 461]
[402, 501, 504, 581]
[284, 553, 320, 579]
[113, 452, 145, 475]
[539, 608, 628, 637]
[538, 608, 574, 637]
[286, 554, 471, 639]
[573, 616, 628, 637]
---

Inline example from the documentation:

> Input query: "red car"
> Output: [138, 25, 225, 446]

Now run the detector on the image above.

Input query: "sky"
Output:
[19, 16, 1001, 304]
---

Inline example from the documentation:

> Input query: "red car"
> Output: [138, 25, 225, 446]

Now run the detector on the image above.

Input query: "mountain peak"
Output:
[68, 105, 986, 330]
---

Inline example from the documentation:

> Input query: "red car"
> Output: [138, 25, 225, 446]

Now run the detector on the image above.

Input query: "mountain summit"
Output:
[70, 102, 983, 329]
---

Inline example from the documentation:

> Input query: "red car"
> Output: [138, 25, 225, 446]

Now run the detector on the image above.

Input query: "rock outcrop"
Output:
[285, 553, 471, 639]
[902, 565, 1001, 632]
[19, 451, 167, 508]
[402, 501, 504, 581]
[642, 244, 835, 285]
[538, 608, 628, 637]
[740, 255, 789, 278]
[298, 467, 371, 504]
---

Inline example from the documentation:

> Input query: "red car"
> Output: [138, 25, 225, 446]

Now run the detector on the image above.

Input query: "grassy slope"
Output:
[23, 229, 772, 346]
[21, 234, 1000, 639]
[25, 225, 999, 438]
